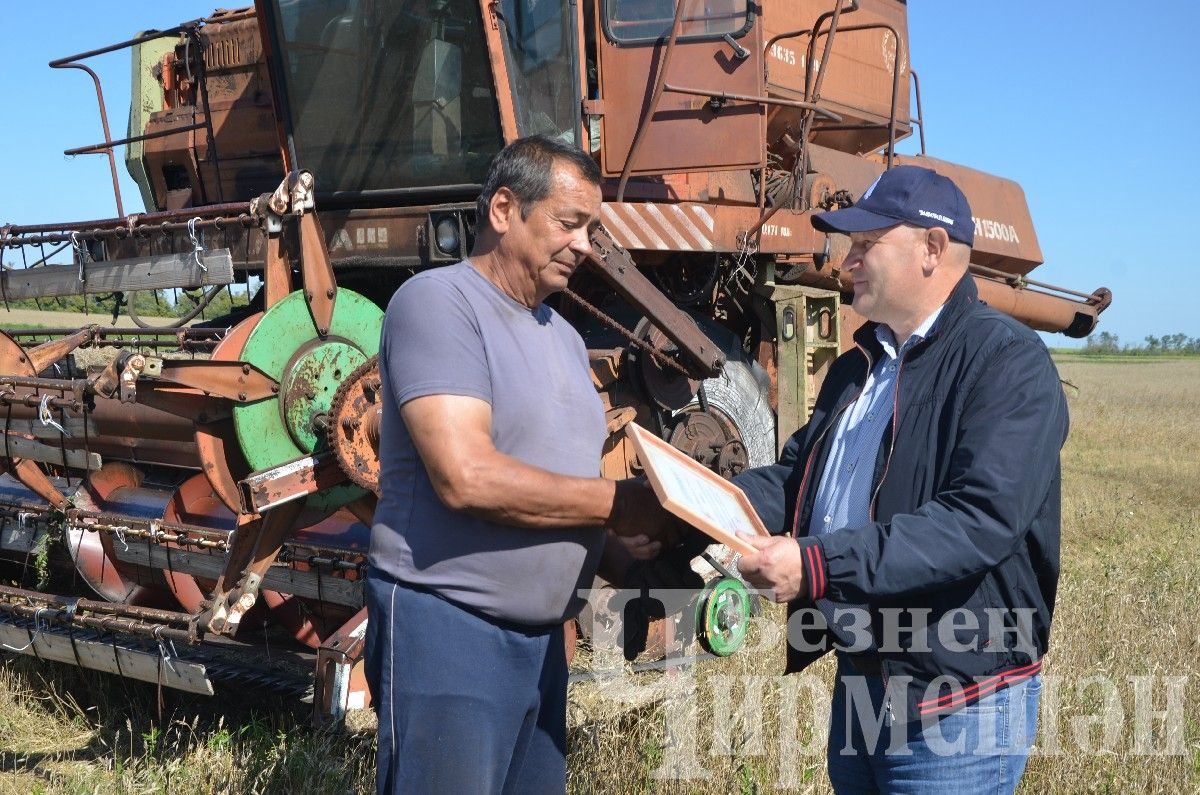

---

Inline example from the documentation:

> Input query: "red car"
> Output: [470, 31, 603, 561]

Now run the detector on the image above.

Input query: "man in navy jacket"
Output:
[735, 165, 1068, 793]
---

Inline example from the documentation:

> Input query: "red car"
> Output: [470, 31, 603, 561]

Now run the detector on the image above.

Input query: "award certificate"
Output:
[626, 422, 769, 556]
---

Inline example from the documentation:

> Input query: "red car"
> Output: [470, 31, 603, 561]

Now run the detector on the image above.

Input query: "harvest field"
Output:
[0, 358, 1197, 793]
[0, 309, 180, 330]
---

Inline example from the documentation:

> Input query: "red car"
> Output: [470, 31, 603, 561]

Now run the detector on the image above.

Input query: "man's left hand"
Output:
[613, 532, 661, 561]
[737, 535, 808, 603]
[608, 479, 689, 545]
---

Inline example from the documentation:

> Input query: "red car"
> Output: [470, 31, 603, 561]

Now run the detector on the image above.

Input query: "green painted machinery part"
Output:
[126, 32, 177, 213]
[757, 282, 840, 456]
[233, 289, 383, 511]
[696, 576, 751, 657]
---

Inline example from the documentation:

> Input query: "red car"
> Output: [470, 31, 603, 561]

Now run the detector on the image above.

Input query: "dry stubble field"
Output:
[0, 357, 1197, 793]
[0, 309, 180, 330]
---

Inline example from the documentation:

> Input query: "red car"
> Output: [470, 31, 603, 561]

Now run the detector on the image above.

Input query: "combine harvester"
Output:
[0, 0, 1108, 722]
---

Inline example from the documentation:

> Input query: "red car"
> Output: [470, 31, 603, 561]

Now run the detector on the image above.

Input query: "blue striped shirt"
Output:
[808, 308, 943, 537]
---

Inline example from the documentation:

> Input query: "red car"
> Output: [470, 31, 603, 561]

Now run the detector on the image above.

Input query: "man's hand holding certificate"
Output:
[625, 423, 770, 557]
[736, 535, 809, 602]
[626, 423, 810, 601]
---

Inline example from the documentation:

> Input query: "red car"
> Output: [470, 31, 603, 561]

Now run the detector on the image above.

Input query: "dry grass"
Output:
[0, 659, 376, 793]
[1, 359, 1197, 792]
[1017, 359, 1200, 793]
[569, 359, 1200, 793]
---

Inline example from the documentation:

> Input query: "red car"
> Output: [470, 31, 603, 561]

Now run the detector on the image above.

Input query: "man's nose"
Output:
[568, 232, 593, 258]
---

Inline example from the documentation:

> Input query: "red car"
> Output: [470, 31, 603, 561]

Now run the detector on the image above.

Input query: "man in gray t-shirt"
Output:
[370, 259, 611, 625]
[364, 136, 666, 795]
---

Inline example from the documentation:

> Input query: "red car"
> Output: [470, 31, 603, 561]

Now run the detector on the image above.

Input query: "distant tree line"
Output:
[1082, 331, 1200, 355]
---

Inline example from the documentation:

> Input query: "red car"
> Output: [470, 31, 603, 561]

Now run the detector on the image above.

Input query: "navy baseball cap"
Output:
[811, 165, 974, 246]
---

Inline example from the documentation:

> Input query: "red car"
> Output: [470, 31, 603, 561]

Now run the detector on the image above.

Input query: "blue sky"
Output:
[1, 2, 1194, 346]
[900, 3, 1199, 346]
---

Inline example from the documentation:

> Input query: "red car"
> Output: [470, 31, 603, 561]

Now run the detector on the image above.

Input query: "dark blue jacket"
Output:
[734, 274, 1068, 720]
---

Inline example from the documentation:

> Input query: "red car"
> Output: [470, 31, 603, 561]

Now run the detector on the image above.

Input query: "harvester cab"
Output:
[0, 0, 1110, 723]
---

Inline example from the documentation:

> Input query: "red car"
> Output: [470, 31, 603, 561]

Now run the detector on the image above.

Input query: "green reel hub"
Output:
[233, 289, 383, 511]
[695, 577, 751, 657]
[281, 342, 368, 452]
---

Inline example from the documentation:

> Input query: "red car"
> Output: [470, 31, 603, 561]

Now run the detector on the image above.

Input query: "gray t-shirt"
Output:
[369, 261, 608, 626]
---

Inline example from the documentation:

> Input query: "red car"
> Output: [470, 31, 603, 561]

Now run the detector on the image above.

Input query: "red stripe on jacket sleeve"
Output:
[797, 537, 827, 600]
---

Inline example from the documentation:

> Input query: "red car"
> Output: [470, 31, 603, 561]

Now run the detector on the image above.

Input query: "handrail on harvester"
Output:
[47, 15, 245, 217]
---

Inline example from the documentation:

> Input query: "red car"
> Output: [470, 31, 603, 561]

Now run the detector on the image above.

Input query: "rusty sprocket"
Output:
[327, 355, 382, 494]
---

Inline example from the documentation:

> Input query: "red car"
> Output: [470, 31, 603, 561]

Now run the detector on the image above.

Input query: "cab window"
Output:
[604, 0, 751, 45]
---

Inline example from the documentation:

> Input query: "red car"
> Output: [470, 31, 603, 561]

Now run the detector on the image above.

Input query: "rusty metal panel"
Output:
[605, 169, 759, 205]
[805, 146, 1045, 275]
[807, 143, 889, 196]
[768, 0, 907, 147]
[239, 452, 347, 513]
[764, 0, 910, 112]
[732, 207, 826, 255]
[892, 154, 1044, 275]
[138, 12, 282, 209]
[763, 0, 911, 155]
[596, 1, 765, 176]
[712, 204, 823, 254]
[600, 201, 831, 255]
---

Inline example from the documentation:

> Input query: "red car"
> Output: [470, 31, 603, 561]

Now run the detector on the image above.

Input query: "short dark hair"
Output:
[476, 135, 602, 230]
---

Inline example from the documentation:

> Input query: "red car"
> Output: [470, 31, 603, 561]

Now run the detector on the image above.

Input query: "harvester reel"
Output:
[195, 313, 262, 514]
[328, 355, 382, 494]
[232, 289, 382, 511]
[0, 331, 70, 509]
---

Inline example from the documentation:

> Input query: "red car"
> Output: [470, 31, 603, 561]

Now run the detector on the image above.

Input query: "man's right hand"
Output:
[737, 534, 808, 602]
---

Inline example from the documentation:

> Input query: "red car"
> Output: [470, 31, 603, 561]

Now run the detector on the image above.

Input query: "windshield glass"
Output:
[604, 0, 751, 45]
[270, 0, 504, 192]
[498, 0, 580, 142]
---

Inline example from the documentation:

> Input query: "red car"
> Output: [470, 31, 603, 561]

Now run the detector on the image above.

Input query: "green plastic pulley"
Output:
[233, 288, 383, 511]
[695, 576, 751, 657]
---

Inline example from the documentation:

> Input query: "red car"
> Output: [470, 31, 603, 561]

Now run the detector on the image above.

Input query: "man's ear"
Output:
[923, 226, 951, 274]
[489, 187, 519, 234]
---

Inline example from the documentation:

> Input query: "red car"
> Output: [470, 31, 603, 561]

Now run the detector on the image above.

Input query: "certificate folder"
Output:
[626, 422, 770, 556]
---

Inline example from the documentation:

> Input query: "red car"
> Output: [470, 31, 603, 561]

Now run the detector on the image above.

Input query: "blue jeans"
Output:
[827, 656, 1041, 794]
[364, 571, 568, 795]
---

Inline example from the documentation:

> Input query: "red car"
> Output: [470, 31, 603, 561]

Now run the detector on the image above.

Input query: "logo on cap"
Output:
[917, 210, 954, 225]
